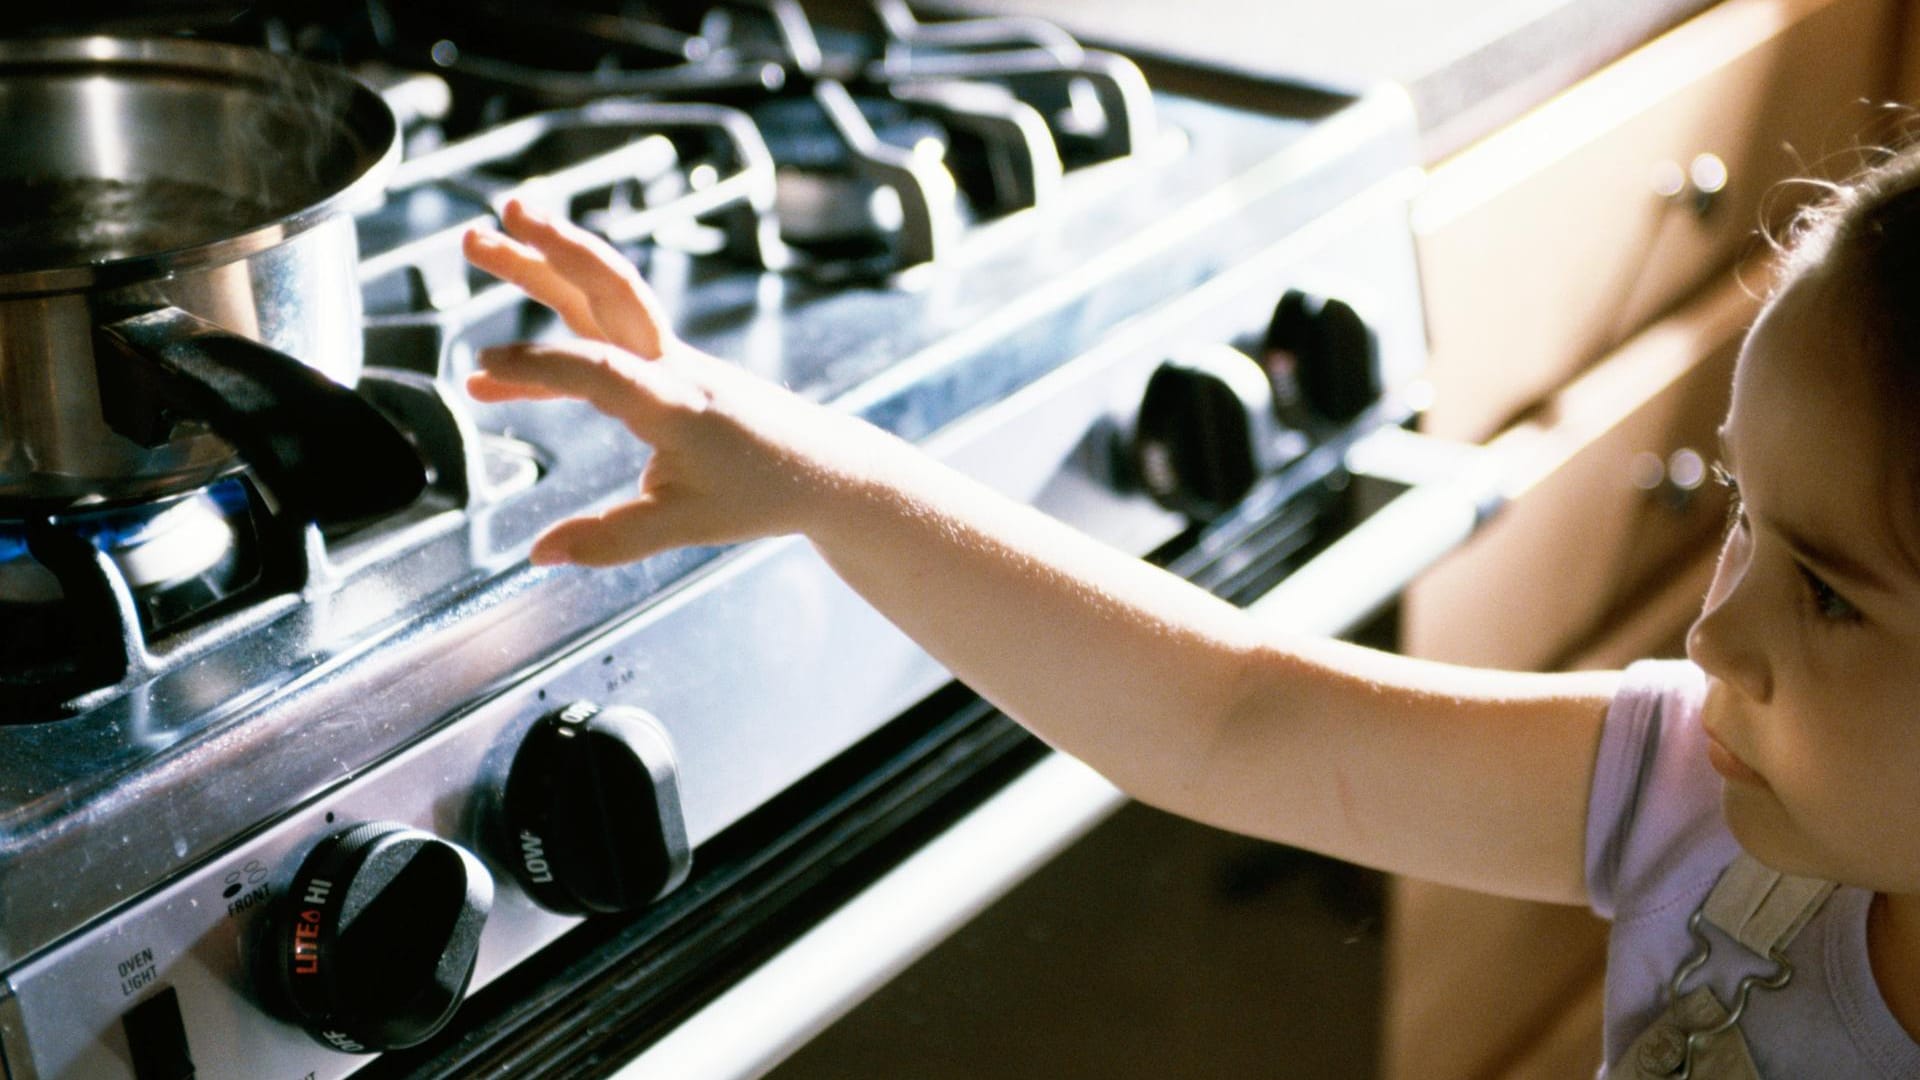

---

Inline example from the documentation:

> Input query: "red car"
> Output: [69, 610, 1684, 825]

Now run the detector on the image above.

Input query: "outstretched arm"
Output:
[466, 201, 1620, 906]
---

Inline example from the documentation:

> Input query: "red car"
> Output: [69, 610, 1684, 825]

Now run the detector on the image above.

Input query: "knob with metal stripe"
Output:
[497, 701, 693, 915]
[1131, 342, 1307, 521]
[1262, 288, 1383, 425]
[259, 822, 492, 1054]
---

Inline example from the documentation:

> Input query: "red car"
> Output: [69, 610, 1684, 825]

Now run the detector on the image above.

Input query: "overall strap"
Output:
[1603, 855, 1842, 1078]
[1700, 853, 1838, 958]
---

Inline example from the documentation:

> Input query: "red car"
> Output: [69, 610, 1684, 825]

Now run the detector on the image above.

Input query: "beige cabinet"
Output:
[1416, 0, 1897, 444]
[1385, 0, 1901, 1077]
[1385, 278, 1750, 1080]
[1403, 276, 1748, 672]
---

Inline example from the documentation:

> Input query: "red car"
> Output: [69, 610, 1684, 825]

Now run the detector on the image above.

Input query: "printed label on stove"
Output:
[319, 1028, 366, 1054]
[221, 859, 270, 899]
[115, 946, 157, 997]
[302, 878, 333, 906]
[519, 830, 554, 884]
[292, 877, 332, 978]
[226, 882, 270, 918]
[293, 909, 323, 976]
[602, 654, 637, 696]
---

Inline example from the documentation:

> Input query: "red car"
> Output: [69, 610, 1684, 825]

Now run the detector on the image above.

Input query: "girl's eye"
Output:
[1798, 564, 1863, 624]
[1712, 460, 1863, 625]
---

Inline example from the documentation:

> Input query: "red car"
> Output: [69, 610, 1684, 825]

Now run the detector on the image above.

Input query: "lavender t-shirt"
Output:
[1583, 660, 1920, 1078]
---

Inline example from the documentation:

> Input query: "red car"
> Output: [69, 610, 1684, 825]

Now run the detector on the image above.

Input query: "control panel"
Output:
[0, 688, 694, 1080]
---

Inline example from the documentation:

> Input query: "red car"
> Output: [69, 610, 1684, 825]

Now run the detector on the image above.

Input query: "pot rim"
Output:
[0, 36, 400, 298]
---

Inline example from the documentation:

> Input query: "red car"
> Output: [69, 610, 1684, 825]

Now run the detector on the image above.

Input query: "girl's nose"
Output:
[1685, 531, 1772, 703]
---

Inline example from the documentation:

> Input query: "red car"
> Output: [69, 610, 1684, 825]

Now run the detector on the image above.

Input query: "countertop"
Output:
[919, 0, 1722, 161]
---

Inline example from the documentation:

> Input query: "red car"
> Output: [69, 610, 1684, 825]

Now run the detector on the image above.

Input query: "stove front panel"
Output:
[0, 160, 1426, 1078]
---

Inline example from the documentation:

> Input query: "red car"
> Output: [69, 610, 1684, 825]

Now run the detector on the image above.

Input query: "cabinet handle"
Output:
[1632, 447, 1710, 512]
[1651, 153, 1729, 218]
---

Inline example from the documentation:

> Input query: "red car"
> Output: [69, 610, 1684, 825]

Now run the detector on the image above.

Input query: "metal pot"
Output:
[0, 36, 424, 524]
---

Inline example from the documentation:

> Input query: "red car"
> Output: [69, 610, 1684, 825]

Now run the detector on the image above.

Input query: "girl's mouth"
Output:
[1705, 729, 1769, 788]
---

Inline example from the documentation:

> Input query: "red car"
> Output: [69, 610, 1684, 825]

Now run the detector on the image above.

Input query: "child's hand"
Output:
[463, 199, 869, 566]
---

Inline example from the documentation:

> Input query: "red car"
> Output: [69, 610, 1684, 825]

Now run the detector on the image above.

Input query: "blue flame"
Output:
[0, 478, 250, 569]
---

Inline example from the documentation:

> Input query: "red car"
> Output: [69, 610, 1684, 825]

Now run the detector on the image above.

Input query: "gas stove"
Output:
[0, 4, 1458, 1077]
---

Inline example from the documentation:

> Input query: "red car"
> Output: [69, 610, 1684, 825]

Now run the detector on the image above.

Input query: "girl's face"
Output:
[1687, 262, 1920, 893]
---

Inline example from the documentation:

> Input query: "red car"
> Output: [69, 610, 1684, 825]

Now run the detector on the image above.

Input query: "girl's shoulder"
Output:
[1584, 659, 1739, 925]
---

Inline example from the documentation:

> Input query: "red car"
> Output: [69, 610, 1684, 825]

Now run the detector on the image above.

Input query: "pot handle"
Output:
[94, 307, 427, 526]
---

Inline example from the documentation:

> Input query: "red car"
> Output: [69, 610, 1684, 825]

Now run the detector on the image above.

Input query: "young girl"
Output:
[461, 147, 1920, 1075]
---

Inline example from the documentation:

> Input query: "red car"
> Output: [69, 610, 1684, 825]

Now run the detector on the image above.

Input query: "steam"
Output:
[226, 56, 377, 225]
[0, 39, 390, 276]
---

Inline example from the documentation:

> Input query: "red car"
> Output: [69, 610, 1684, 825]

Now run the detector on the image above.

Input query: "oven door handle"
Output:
[615, 428, 1510, 1080]
[1245, 425, 1508, 632]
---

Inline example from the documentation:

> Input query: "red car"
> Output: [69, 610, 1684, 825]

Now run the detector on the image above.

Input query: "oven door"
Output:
[607, 427, 1509, 1080]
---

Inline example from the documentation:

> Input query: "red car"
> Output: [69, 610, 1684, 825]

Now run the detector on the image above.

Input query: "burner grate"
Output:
[331, 0, 1159, 283]
[0, 480, 286, 716]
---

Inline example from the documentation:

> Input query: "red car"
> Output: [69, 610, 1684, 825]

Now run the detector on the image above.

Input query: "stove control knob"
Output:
[259, 822, 492, 1054]
[1261, 289, 1383, 424]
[1132, 343, 1306, 520]
[496, 701, 692, 914]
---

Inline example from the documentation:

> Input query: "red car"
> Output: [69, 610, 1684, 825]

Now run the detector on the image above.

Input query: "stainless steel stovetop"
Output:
[0, 5, 1440, 1077]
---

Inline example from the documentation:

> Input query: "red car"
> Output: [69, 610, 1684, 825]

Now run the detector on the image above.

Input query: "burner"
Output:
[0, 482, 256, 618]
[882, 48, 1157, 170]
[0, 480, 265, 716]
[361, 100, 785, 325]
[376, 0, 780, 128]
[327, 0, 1154, 282]
[755, 88, 958, 279]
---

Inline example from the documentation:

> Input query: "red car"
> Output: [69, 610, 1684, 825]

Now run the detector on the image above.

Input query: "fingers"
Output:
[462, 228, 605, 342]
[465, 370, 572, 403]
[463, 200, 722, 571]
[499, 200, 669, 359]
[531, 499, 685, 567]
[462, 199, 673, 358]
[473, 340, 706, 430]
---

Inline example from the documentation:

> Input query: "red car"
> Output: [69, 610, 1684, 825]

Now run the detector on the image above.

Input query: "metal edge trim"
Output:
[0, 977, 37, 1080]
[1246, 428, 1509, 634]
[609, 751, 1128, 1080]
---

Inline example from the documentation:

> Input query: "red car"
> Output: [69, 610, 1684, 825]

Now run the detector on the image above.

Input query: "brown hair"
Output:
[1773, 147, 1920, 379]
[1770, 145, 1920, 542]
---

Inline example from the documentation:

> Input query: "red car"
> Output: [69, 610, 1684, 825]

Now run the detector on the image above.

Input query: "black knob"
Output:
[259, 823, 492, 1054]
[497, 702, 692, 915]
[1261, 289, 1382, 424]
[1132, 343, 1305, 520]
